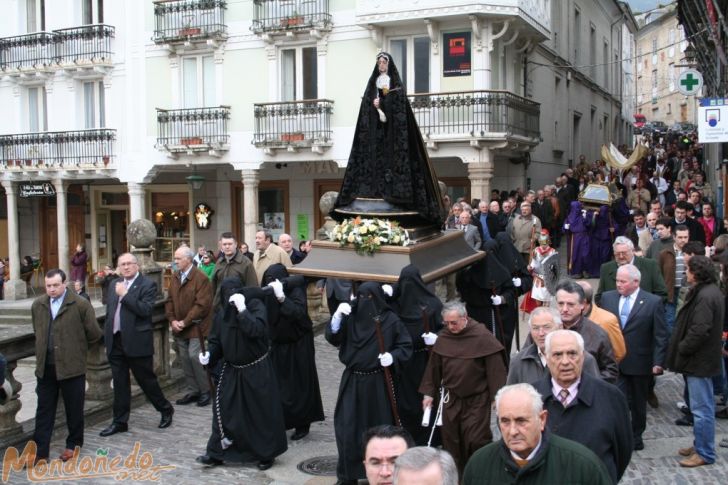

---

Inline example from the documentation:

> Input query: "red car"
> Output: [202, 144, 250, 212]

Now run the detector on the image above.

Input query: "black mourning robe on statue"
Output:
[325, 282, 413, 482]
[262, 265, 324, 431]
[333, 52, 444, 227]
[390, 264, 444, 446]
[205, 279, 287, 463]
[456, 241, 517, 357]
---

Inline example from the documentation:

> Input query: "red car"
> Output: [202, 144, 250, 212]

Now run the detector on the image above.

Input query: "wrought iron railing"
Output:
[251, 0, 331, 34]
[153, 0, 227, 44]
[156, 106, 230, 149]
[408, 90, 541, 140]
[54, 24, 115, 64]
[0, 129, 116, 169]
[0, 32, 55, 70]
[253, 99, 333, 147]
[0, 25, 115, 70]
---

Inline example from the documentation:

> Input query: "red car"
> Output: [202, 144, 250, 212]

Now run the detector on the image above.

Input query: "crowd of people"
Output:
[14, 127, 728, 483]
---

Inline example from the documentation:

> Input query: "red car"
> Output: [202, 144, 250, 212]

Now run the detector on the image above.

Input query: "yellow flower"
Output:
[368, 224, 377, 233]
[347, 234, 355, 243]
[360, 226, 368, 235]
[392, 235, 400, 243]
[373, 236, 380, 245]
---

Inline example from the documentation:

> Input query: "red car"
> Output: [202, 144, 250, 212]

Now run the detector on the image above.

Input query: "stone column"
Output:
[53, 179, 70, 275]
[241, 169, 259, 247]
[1, 181, 26, 299]
[467, 157, 494, 202]
[85, 342, 112, 401]
[127, 182, 146, 222]
[0, 360, 23, 439]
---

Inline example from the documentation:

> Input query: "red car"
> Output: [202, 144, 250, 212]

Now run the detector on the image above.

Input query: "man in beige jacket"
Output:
[253, 229, 292, 284]
[508, 201, 541, 263]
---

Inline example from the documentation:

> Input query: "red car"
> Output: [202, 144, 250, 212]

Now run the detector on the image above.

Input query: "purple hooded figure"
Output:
[563, 201, 591, 277]
[588, 205, 613, 276]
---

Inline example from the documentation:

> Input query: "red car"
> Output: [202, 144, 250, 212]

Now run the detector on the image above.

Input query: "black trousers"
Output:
[618, 373, 651, 443]
[109, 333, 172, 424]
[32, 364, 86, 459]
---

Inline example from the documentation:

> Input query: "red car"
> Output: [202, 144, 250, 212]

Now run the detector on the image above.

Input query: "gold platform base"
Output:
[288, 231, 484, 283]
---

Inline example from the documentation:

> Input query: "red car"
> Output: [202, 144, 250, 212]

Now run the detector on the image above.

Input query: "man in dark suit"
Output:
[476, 200, 500, 245]
[100, 253, 174, 437]
[600, 265, 668, 450]
[595, 236, 667, 305]
[533, 329, 632, 483]
[670, 200, 706, 244]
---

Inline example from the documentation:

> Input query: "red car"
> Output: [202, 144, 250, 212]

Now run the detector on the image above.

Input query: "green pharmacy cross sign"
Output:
[678, 69, 703, 96]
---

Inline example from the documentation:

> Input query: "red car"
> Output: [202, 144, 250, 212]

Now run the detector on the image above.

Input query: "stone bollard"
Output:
[85, 342, 112, 401]
[0, 361, 23, 439]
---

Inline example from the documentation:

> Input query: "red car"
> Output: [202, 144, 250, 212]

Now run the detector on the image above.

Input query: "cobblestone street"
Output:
[4, 330, 728, 484]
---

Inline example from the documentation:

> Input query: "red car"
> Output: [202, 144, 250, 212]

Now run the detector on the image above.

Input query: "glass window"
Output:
[83, 0, 103, 24]
[28, 86, 47, 132]
[280, 47, 317, 101]
[182, 55, 215, 107]
[390, 39, 407, 88]
[26, 0, 45, 32]
[414, 37, 430, 93]
[83, 81, 105, 128]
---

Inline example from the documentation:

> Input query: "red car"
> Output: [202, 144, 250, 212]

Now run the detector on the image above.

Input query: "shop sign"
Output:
[19, 183, 56, 198]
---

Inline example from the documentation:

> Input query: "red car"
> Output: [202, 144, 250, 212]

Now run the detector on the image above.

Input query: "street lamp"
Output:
[186, 174, 205, 190]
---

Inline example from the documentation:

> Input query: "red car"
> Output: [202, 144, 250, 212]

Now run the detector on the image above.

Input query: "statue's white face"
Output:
[377, 56, 388, 73]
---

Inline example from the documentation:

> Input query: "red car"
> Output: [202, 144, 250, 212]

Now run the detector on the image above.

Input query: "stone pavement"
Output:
[4, 330, 728, 485]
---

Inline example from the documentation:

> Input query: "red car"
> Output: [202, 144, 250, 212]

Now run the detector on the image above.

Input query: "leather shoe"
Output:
[647, 390, 659, 408]
[196, 455, 223, 467]
[196, 392, 211, 407]
[678, 446, 695, 457]
[679, 453, 708, 468]
[633, 441, 644, 451]
[674, 416, 693, 426]
[99, 422, 128, 437]
[59, 448, 77, 462]
[716, 407, 728, 419]
[159, 408, 174, 429]
[257, 460, 274, 470]
[291, 426, 309, 441]
[175, 393, 199, 405]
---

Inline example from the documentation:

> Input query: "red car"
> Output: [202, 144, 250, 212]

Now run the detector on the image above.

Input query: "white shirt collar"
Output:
[510, 435, 543, 463]
[551, 378, 580, 407]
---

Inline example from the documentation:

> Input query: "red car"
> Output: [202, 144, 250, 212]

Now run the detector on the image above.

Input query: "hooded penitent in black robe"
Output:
[262, 264, 324, 431]
[332, 52, 444, 227]
[494, 232, 534, 294]
[325, 282, 413, 482]
[390, 264, 444, 446]
[204, 278, 287, 463]
[456, 241, 517, 358]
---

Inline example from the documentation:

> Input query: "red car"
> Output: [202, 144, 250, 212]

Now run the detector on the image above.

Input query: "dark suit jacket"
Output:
[532, 199, 554, 228]
[476, 211, 501, 242]
[600, 289, 668, 376]
[595, 256, 667, 305]
[533, 374, 633, 483]
[669, 217, 706, 244]
[104, 273, 158, 358]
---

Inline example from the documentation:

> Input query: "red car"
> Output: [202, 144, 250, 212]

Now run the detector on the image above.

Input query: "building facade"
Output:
[0, 1, 633, 300]
[634, 6, 697, 126]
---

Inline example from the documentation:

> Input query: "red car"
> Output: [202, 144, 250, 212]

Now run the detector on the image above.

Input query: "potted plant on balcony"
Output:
[281, 11, 305, 28]
[179, 19, 202, 38]
[180, 136, 204, 146]
[281, 132, 305, 142]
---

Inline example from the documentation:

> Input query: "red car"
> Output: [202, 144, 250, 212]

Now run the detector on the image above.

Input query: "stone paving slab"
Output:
[4, 333, 728, 484]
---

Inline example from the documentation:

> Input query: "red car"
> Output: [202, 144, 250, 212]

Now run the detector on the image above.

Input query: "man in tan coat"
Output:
[508, 201, 542, 262]
[577, 280, 627, 363]
[253, 229, 292, 284]
[165, 246, 213, 407]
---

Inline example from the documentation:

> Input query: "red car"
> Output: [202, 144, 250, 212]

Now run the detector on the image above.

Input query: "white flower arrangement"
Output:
[328, 217, 410, 255]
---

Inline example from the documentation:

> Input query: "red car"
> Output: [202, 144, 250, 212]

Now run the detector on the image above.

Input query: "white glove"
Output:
[629, 209, 635, 215]
[199, 351, 210, 365]
[512, 277, 522, 287]
[491, 295, 503, 305]
[581, 209, 587, 217]
[229, 293, 246, 312]
[564, 223, 570, 230]
[379, 352, 394, 367]
[382, 284, 393, 297]
[334, 302, 352, 318]
[330, 302, 352, 334]
[268, 279, 284, 299]
[422, 332, 438, 346]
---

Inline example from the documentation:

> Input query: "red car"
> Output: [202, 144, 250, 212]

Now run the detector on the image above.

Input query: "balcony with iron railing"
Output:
[153, 0, 227, 46]
[251, 0, 332, 38]
[156, 106, 231, 156]
[408, 90, 541, 148]
[0, 25, 115, 77]
[253, 99, 333, 154]
[0, 129, 116, 170]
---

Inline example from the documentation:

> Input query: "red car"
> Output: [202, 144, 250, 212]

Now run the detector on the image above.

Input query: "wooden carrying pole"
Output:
[374, 316, 401, 426]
